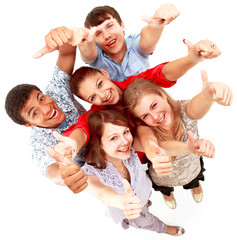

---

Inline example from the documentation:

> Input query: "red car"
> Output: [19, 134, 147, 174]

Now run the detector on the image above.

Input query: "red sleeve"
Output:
[121, 62, 176, 89]
[63, 105, 104, 145]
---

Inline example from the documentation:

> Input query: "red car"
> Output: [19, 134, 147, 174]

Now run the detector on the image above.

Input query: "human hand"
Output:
[183, 39, 221, 63]
[201, 70, 233, 106]
[148, 141, 172, 177]
[122, 179, 142, 220]
[142, 4, 179, 28]
[33, 26, 73, 59]
[68, 27, 97, 46]
[188, 131, 215, 158]
[45, 131, 88, 193]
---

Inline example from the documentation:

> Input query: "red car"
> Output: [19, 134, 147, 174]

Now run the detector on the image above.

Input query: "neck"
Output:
[106, 42, 127, 65]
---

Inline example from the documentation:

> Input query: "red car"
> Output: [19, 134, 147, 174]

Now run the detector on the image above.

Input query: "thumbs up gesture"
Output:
[201, 70, 233, 106]
[188, 131, 215, 158]
[122, 179, 142, 220]
[147, 141, 172, 177]
[142, 4, 180, 28]
[45, 131, 88, 193]
[183, 39, 221, 63]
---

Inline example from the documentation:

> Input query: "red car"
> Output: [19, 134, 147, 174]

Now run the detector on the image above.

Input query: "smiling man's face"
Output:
[20, 90, 65, 128]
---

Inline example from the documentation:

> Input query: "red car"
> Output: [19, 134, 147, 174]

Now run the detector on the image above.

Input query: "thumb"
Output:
[149, 141, 166, 155]
[87, 26, 97, 42]
[183, 39, 194, 50]
[45, 147, 71, 166]
[33, 46, 52, 59]
[201, 69, 216, 95]
[122, 179, 134, 197]
[188, 130, 199, 150]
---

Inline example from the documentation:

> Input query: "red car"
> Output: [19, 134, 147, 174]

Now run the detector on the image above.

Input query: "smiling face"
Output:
[20, 90, 65, 128]
[93, 17, 126, 60]
[78, 69, 122, 106]
[133, 93, 173, 129]
[101, 122, 133, 162]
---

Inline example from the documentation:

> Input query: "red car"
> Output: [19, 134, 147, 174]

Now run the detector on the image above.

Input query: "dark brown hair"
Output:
[123, 78, 183, 142]
[84, 5, 122, 28]
[85, 109, 131, 169]
[70, 66, 101, 98]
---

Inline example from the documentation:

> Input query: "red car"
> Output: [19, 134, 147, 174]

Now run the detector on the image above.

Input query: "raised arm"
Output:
[162, 39, 221, 82]
[185, 70, 233, 120]
[33, 26, 77, 75]
[87, 176, 142, 219]
[139, 4, 180, 55]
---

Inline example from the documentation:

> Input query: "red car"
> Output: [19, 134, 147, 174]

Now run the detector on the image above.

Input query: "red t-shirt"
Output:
[63, 62, 176, 144]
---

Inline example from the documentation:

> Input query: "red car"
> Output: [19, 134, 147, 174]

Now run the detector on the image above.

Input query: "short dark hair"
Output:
[84, 5, 122, 28]
[5, 84, 41, 125]
[70, 66, 101, 98]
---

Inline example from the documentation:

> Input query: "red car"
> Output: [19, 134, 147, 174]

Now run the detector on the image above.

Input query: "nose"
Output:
[96, 90, 106, 102]
[150, 112, 159, 121]
[103, 29, 111, 40]
[41, 104, 51, 115]
[120, 135, 129, 146]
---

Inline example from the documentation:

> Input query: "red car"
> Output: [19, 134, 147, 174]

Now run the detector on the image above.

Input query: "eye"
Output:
[111, 136, 117, 141]
[97, 80, 103, 88]
[124, 129, 130, 135]
[90, 95, 96, 102]
[108, 24, 113, 28]
[152, 103, 157, 109]
[33, 110, 38, 118]
[142, 114, 148, 120]
[96, 31, 101, 36]
[40, 96, 44, 102]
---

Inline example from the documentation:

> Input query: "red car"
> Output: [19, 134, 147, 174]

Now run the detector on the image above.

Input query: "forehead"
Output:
[102, 122, 126, 136]
[133, 94, 161, 115]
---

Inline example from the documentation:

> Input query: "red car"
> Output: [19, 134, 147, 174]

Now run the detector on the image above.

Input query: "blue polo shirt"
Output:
[89, 33, 150, 82]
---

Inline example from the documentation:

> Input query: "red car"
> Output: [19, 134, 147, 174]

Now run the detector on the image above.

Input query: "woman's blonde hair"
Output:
[123, 78, 183, 141]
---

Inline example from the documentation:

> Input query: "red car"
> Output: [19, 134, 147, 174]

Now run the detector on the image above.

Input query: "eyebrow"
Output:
[87, 78, 100, 101]
[27, 92, 40, 117]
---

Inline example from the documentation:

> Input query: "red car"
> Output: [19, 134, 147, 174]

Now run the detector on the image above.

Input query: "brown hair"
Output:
[123, 78, 183, 142]
[85, 109, 131, 169]
[84, 5, 122, 28]
[70, 66, 101, 98]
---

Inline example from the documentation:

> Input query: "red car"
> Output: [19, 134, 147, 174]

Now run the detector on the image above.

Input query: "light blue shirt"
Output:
[30, 66, 87, 176]
[90, 33, 150, 82]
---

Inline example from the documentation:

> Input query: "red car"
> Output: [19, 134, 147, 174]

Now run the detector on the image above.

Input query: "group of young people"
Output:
[5, 4, 233, 237]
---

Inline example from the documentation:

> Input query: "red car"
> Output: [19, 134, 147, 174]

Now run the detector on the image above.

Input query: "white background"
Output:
[1, 0, 237, 239]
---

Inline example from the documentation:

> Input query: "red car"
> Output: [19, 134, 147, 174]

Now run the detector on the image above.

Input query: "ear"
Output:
[121, 21, 125, 34]
[99, 68, 110, 79]
[24, 123, 36, 127]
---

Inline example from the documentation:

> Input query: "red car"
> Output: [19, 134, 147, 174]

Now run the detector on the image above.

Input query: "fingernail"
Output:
[183, 39, 186, 43]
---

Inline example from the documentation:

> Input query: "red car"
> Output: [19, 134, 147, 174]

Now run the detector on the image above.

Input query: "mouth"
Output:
[49, 108, 58, 120]
[118, 146, 130, 153]
[156, 114, 165, 125]
[107, 39, 116, 47]
[104, 91, 113, 104]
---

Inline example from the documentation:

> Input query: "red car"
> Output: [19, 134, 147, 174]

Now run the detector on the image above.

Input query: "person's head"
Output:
[70, 66, 122, 106]
[123, 79, 183, 141]
[84, 6, 126, 59]
[85, 109, 134, 169]
[5, 84, 65, 128]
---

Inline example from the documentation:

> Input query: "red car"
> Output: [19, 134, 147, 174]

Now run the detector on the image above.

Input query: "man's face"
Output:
[20, 90, 65, 128]
[93, 16, 126, 58]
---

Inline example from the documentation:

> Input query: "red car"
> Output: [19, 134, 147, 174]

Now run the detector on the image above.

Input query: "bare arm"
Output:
[185, 70, 233, 120]
[139, 4, 179, 55]
[87, 176, 142, 219]
[162, 39, 221, 82]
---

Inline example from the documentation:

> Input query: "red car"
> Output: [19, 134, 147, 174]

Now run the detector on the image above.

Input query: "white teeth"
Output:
[108, 40, 115, 46]
[105, 92, 111, 101]
[49, 109, 57, 119]
[119, 147, 129, 152]
[158, 115, 165, 123]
